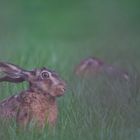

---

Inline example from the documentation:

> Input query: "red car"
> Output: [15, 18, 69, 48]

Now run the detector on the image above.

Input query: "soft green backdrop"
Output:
[0, 0, 140, 140]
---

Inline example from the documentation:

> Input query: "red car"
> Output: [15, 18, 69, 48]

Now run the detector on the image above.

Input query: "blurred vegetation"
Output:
[0, 0, 140, 140]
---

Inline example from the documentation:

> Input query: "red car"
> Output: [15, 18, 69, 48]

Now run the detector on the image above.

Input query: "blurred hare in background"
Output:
[75, 57, 129, 80]
[0, 62, 66, 128]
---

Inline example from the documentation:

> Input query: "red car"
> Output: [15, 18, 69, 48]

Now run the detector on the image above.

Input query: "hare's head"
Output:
[28, 68, 66, 97]
[75, 57, 104, 76]
[0, 62, 66, 97]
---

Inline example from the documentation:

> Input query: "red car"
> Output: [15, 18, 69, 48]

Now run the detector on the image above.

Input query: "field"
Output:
[0, 0, 140, 140]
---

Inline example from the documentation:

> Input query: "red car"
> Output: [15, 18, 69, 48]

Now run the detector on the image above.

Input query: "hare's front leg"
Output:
[47, 103, 58, 127]
[16, 106, 30, 128]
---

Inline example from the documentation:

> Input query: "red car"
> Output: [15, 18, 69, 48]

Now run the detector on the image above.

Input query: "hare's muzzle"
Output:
[58, 81, 66, 92]
[54, 81, 66, 97]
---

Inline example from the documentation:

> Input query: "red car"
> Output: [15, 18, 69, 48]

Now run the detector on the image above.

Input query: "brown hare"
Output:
[0, 62, 66, 128]
[75, 57, 129, 80]
[74, 57, 104, 76]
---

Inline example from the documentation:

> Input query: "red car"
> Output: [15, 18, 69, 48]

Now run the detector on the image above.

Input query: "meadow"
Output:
[0, 0, 140, 139]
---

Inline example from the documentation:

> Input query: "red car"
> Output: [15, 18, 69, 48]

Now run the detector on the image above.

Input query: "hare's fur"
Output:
[0, 62, 66, 128]
[17, 91, 58, 128]
[75, 57, 129, 80]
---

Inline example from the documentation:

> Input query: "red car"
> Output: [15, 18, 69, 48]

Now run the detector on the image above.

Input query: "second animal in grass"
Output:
[75, 57, 129, 80]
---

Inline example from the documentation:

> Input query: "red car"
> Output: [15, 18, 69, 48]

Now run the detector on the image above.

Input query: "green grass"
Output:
[0, 0, 140, 140]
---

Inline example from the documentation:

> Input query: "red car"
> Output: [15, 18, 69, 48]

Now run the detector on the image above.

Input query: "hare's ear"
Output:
[0, 62, 32, 83]
[0, 76, 25, 83]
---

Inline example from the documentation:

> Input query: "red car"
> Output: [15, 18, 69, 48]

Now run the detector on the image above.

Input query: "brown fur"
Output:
[0, 95, 20, 118]
[0, 62, 66, 128]
[16, 91, 58, 128]
[75, 57, 129, 80]
[74, 57, 104, 76]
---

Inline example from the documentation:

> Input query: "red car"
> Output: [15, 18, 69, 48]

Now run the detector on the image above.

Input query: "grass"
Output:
[0, 0, 140, 140]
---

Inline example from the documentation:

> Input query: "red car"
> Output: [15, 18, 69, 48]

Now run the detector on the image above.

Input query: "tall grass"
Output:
[0, 74, 140, 140]
[0, 0, 140, 139]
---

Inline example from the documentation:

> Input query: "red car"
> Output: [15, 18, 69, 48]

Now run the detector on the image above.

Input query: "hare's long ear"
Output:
[0, 62, 31, 83]
[0, 62, 24, 75]
[0, 76, 25, 83]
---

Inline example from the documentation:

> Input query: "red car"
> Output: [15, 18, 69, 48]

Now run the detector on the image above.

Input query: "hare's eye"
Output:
[41, 72, 49, 79]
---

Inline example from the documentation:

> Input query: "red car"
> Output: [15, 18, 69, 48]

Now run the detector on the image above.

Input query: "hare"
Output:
[0, 62, 66, 128]
[75, 57, 129, 80]
[74, 57, 104, 76]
